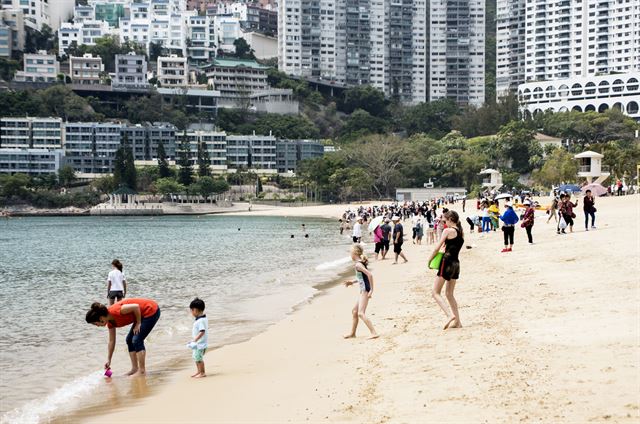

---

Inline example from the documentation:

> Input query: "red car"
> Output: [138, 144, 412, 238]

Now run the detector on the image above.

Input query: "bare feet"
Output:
[443, 317, 456, 330]
[449, 319, 463, 329]
[343, 333, 356, 339]
[194, 373, 206, 378]
[125, 368, 139, 376]
[191, 372, 201, 378]
[129, 370, 145, 377]
[367, 334, 380, 340]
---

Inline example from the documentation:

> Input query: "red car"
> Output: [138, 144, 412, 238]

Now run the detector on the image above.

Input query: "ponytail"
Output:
[111, 259, 123, 272]
[86, 302, 108, 323]
[351, 244, 368, 267]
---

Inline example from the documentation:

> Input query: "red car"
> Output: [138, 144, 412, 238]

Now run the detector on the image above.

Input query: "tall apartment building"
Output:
[0, 22, 9, 58]
[227, 134, 277, 172]
[0, 148, 64, 175]
[63, 122, 121, 175]
[184, 124, 227, 172]
[121, 123, 177, 161]
[4, 0, 74, 31]
[0, 117, 63, 149]
[278, 0, 483, 106]
[275, 139, 324, 173]
[0, 8, 25, 57]
[58, 20, 112, 55]
[495, 0, 526, 98]
[500, 0, 640, 117]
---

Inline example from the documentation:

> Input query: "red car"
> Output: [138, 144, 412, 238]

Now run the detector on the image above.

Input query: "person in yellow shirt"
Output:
[488, 201, 500, 231]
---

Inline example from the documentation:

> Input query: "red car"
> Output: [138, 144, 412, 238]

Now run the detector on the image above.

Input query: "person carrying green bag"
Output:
[427, 210, 464, 330]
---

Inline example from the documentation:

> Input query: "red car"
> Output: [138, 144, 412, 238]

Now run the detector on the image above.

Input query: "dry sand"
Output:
[85, 195, 639, 423]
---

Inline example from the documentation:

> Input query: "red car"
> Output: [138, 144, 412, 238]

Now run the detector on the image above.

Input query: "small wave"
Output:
[315, 256, 352, 271]
[1, 371, 104, 424]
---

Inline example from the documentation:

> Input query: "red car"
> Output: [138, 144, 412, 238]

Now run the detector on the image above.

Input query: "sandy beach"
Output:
[82, 195, 639, 423]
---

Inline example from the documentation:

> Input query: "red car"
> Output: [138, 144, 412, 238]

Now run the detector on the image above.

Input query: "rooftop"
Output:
[201, 58, 271, 70]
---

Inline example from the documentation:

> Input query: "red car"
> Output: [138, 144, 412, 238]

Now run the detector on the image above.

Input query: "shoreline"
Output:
[79, 195, 639, 423]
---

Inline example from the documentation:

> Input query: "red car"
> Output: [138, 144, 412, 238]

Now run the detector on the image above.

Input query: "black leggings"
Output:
[503, 226, 515, 246]
[525, 225, 533, 243]
[466, 217, 474, 231]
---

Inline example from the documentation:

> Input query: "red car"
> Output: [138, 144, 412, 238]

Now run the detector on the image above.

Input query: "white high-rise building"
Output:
[503, 0, 640, 118]
[278, 0, 483, 106]
[427, 0, 485, 107]
[495, 0, 526, 98]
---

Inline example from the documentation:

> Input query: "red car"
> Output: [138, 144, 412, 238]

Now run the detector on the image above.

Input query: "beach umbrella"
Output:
[581, 183, 607, 196]
[558, 184, 581, 193]
[494, 193, 512, 200]
[368, 215, 384, 232]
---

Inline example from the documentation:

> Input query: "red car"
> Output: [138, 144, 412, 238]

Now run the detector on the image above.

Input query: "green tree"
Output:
[197, 141, 211, 177]
[149, 41, 165, 63]
[177, 130, 193, 186]
[58, 165, 76, 187]
[192, 176, 229, 201]
[532, 148, 578, 188]
[155, 177, 185, 196]
[0, 58, 20, 81]
[157, 140, 172, 178]
[0, 173, 30, 197]
[401, 99, 459, 138]
[91, 175, 116, 194]
[496, 121, 539, 173]
[38, 85, 97, 121]
[339, 109, 389, 140]
[232, 38, 255, 59]
[113, 135, 137, 189]
[339, 85, 387, 117]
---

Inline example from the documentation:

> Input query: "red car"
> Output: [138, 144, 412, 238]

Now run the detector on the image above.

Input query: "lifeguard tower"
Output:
[574, 151, 610, 184]
[480, 168, 503, 190]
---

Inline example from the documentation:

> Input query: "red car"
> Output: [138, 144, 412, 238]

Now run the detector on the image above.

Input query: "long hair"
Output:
[443, 210, 463, 239]
[111, 259, 123, 272]
[351, 244, 368, 267]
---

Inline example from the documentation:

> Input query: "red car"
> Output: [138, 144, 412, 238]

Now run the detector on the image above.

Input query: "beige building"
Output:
[157, 55, 188, 87]
[69, 54, 103, 85]
[14, 51, 59, 83]
[241, 31, 277, 60]
[202, 58, 269, 96]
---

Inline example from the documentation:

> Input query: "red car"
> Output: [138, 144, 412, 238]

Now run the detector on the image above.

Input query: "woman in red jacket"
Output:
[86, 298, 161, 376]
[521, 200, 535, 244]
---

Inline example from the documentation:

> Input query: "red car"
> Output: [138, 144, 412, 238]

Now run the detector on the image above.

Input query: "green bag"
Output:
[428, 252, 444, 270]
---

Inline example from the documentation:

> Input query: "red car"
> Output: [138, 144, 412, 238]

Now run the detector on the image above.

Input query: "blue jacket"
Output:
[500, 207, 519, 225]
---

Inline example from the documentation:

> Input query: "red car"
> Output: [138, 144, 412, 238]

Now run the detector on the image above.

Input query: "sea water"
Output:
[0, 215, 351, 423]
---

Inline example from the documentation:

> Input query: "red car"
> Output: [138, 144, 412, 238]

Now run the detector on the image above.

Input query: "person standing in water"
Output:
[107, 259, 127, 305]
[352, 216, 363, 243]
[86, 298, 161, 376]
[343, 244, 378, 339]
[427, 210, 464, 329]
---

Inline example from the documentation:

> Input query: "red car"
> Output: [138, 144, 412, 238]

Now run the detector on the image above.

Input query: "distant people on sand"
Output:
[86, 298, 161, 376]
[392, 216, 408, 264]
[466, 215, 480, 233]
[489, 201, 500, 231]
[343, 244, 378, 340]
[547, 195, 559, 224]
[481, 202, 491, 233]
[521, 200, 535, 244]
[583, 189, 597, 231]
[428, 210, 464, 330]
[499, 202, 519, 252]
[352, 216, 363, 243]
[187, 298, 208, 378]
[107, 259, 127, 305]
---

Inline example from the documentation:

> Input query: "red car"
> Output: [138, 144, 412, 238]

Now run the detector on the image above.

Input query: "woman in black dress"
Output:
[427, 210, 464, 329]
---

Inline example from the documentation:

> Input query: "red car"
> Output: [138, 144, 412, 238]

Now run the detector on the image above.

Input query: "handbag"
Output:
[429, 252, 444, 270]
[559, 216, 568, 230]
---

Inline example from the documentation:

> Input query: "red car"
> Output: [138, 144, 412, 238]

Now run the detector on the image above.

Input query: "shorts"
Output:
[437, 258, 460, 280]
[192, 348, 207, 362]
[352, 236, 361, 243]
[393, 242, 403, 253]
[382, 240, 390, 251]
[107, 290, 124, 301]
[374, 242, 383, 253]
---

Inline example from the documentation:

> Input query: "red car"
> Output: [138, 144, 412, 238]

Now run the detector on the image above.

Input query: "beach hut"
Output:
[574, 151, 610, 184]
[479, 169, 503, 191]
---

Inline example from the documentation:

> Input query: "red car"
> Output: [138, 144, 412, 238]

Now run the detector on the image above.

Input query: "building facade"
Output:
[113, 53, 148, 88]
[227, 134, 277, 172]
[0, 8, 24, 57]
[0, 148, 64, 175]
[69, 54, 104, 85]
[0, 117, 63, 149]
[13, 52, 59, 83]
[203, 58, 270, 96]
[4, 0, 74, 31]
[495, 0, 526, 98]
[275, 139, 324, 173]
[184, 123, 227, 172]
[157, 55, 188, 87]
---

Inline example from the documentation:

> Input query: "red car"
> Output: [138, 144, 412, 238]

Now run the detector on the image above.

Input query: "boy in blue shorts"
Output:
[187, 298, 208, 378]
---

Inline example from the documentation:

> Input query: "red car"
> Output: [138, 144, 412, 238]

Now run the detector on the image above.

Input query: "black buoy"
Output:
[304, 234, 309, 238]
[238, 228, 241, 231]
[291, 234, 295, 238]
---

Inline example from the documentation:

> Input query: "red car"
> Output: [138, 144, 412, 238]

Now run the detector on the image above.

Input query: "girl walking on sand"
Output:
[344, 244, 379, 339]
[428, 210, 464, 330]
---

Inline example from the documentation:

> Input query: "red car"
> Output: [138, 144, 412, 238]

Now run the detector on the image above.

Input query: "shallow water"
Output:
[0, 215, 351, 423]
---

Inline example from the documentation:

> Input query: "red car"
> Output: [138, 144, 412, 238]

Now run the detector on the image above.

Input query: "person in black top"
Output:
[391, 216, 408, 264]
[427, 210, 464, 330]
[380, 218, 392, 259]
[583, 189, 596, 230]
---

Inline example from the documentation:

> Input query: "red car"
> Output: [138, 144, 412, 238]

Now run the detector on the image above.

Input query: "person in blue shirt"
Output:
[499, 202, 519, 252]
